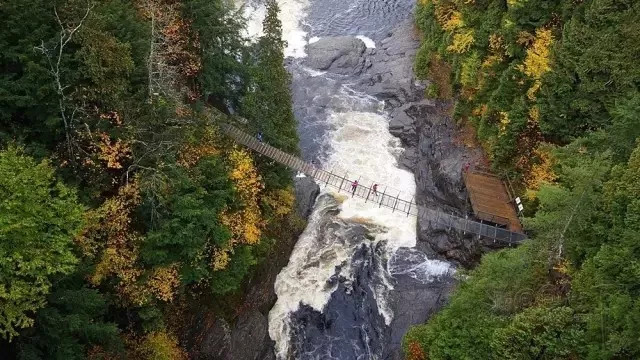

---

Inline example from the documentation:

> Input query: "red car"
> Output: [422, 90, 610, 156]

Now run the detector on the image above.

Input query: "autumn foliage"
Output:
[0, 0, 301, 357]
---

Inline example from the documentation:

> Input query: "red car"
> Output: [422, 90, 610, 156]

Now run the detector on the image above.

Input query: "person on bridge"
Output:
[257, 131, 263, 142]
[372, 183, 378, 196]
[351, 180, 359, 195]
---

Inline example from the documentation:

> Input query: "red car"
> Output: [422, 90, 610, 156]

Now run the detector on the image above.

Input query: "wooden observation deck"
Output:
[463, 169, 523, 232]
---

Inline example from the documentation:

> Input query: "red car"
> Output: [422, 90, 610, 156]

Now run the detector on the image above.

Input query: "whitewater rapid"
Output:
[238, 0, 452, 358]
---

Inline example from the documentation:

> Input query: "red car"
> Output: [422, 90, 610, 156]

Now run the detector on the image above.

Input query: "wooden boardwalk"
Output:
[220, 123, 528, 244]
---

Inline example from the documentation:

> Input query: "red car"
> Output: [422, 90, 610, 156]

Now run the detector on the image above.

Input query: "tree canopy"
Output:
[0, 0, 301, 357]
[406, 1, 640, 358]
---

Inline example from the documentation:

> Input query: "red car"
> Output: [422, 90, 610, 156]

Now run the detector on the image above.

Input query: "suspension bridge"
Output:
[220, 123, 528, 244]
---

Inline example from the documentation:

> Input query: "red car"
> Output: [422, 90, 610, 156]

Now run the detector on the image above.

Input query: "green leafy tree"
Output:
[0, 147, 84, 339]
[491, 306, 584, 359]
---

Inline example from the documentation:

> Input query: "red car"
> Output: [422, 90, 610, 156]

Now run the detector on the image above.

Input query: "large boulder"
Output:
[305, 37, 367, 75]
[357, 20, 424, 107]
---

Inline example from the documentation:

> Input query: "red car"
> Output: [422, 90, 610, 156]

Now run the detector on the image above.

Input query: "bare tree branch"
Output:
[34, 1, 94, 160]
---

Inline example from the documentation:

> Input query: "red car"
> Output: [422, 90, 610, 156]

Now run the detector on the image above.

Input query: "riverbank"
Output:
[183, 16, 501, 360]
[180, 177, 319, 360]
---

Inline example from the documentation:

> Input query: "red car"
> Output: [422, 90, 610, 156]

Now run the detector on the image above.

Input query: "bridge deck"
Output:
[220, 123, 527, 244]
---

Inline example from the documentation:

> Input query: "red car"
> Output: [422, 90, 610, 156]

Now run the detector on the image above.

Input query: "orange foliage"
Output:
[137, 0, 201, 100]
[515, 107, 545, 187]
[99, 111, 123, 126]
[97, 132, 132, 169]
[407, 341, 427, 360]
[78, 182, 147, 305]
[523, 146, 558, 198]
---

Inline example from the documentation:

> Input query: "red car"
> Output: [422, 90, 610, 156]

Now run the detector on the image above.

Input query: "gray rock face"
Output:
[398, 99, 510, 267]
[358, 21, 425, 107]
[195, 318, 232, 360]
[294, 176, 320, 219]
[229, 310, 271, 360]
[305, 37, 367, 75]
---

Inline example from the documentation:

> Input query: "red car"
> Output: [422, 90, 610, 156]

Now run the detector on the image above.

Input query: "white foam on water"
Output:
[268, 196, 360, 359]
[356, 35, 376, 48]
[301, 66, 326, 77]
[308, 36, 321, 44]
[324, 109, 417, 249]
[239, 0, 309, 58]
[268, 85, 452, 358]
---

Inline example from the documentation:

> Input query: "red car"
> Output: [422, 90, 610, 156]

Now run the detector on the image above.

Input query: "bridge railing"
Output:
[220, 123, 528, 244]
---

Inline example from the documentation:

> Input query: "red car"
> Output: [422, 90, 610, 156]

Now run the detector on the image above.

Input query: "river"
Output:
[240, 0, 455, 358]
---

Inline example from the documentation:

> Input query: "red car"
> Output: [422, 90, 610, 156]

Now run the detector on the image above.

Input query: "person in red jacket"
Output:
[351, 180, 359, 195]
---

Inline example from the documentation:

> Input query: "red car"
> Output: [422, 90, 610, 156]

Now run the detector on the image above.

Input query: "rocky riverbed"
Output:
[186, 14, 508, 360]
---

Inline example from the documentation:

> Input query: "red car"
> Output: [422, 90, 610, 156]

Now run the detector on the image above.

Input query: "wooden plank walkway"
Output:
[463, 170, 523, 232]
[220, 123, 528, 244]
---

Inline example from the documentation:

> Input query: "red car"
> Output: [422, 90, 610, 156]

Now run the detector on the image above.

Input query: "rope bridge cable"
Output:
[219, 123, 528, 244]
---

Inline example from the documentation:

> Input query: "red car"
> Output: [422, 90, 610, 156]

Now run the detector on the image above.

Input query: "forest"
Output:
[405, 0, 640, 359]
[0, 0, 301, 358]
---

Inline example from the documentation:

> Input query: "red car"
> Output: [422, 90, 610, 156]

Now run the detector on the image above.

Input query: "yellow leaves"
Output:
[498, 112, 510, 135]
[262, 187, 296, 217]
[217, 147, 264, 270]
[147, 264, 180, 302]
[447, 30, 475, 53]
[211, 247, 231, 271]
[520, 28, 553, 79]
[97, 132, 131, 169]
[527, 80, 543, 100]
[442, 10, 464, 31]
[524, 146, 558, 197]
[78, 182, 148, 305]
[227, 148, 263, 202]
[434, 3, 457, 29]
[528, 106, 540, 123]
[517, 28, 553, 100]
[136, 331, 187, 360]
[432, 2, 474, 54]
